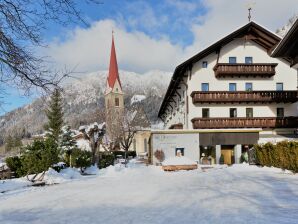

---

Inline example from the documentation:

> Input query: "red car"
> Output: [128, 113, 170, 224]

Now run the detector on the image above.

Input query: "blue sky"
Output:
[1, 0, 298, 115]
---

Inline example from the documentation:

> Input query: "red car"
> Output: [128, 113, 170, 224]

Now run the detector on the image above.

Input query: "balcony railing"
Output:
[191, 117, 298, 129]
[213, 63, 278, 78]
[191, 91, 298, 104]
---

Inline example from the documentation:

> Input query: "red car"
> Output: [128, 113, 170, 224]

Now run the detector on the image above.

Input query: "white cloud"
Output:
[44, 0, 298, 74]
[45, 20, 184, 73]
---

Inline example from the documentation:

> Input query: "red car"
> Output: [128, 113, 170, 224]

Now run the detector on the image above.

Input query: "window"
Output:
[245, 83, 253, 91]
[201, 83, 209, 91]
[276, 83, 283, 91]
[115, 88, 118, 92]
[202, 61, 208, 68]
[175, 148, 184, 156]
[229, 57, 237, 64]
[230, 108, 237, 118]
[245, 57, 253, 64]
[246, 108, 253, 118]
[144, 138, 147, 152]
[229, 83, 237, 91]
[277, 108, 284, 117]
[115, 98, 119, 106]
[202, 108, 210, 118]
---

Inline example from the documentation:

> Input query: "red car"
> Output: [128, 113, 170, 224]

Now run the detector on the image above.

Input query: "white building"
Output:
[155, 21, 298, 165]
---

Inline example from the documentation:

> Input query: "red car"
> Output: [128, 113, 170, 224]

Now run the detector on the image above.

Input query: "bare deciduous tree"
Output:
[0, 0, 99, 97]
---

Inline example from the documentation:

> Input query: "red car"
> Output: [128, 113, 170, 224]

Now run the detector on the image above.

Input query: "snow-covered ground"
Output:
[0, 163, 298, 224]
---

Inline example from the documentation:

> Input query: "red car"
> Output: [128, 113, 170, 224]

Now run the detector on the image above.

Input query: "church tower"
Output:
[105, 34, 124, 140]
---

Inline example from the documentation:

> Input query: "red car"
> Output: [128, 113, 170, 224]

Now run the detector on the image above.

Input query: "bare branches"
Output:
[0, 0, 99, 98]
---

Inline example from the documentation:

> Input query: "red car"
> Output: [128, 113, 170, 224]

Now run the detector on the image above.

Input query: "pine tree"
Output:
[45, 89, 64, 142]
[60, 125, 77, 167]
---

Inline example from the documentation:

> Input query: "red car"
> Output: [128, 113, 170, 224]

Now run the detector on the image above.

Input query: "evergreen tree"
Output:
[60, 125, 77, 167]
[45, 89, 64, 142]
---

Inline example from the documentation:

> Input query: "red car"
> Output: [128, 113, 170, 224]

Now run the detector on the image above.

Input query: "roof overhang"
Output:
[272, 18, 298, 67]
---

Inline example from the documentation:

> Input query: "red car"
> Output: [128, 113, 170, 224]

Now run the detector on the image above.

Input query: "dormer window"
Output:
[115, 88, 118, 92]
[229, 57, 237, 64]
[245, 57, 253, 64]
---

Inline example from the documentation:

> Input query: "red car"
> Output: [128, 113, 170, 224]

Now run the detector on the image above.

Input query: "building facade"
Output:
[156, 22, 298, 165]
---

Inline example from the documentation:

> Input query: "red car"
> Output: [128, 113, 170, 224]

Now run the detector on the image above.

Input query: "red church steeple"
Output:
[107, 34, 122, 89]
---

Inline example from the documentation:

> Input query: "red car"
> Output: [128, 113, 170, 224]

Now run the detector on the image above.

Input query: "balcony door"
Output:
[230, 108, 237, 118]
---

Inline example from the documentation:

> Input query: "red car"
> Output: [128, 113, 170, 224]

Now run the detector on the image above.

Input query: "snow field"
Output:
[0, 163, 298, 224]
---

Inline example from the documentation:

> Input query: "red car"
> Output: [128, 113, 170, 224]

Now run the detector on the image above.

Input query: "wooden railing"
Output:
[191, 91, 298, 103]
[169, 123, 183, 129]
[191, 117, 298, 129]
[213, 63, 278, 78]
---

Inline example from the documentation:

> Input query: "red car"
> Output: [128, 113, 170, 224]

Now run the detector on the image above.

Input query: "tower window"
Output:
[115, 98, 120, 107]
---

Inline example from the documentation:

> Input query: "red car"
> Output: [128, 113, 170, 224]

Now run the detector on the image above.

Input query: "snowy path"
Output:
[0, 164, 298, 224]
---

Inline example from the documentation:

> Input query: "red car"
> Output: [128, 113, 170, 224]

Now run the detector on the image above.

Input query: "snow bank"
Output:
[84, 165, 100, 175]
[44, 168, 82, 184]
[162, 156, 197, 166]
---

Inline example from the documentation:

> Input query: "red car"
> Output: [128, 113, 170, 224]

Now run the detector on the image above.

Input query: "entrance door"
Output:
[221, 147, 234, 165]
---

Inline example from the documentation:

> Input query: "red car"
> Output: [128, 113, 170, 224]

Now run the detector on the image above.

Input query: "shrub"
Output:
[98, 153, 115, 169]
[70, 148, 92, 172]
[219, 154, 224, 164]
[154, 149, 165, 163]
[254, 141, 298, 173]
[5, 156, 25, 177]
[21, 138, 60, 175]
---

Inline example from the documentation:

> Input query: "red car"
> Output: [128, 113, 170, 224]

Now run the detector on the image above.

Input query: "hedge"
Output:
[98, 153, 115, 169]
[254, 141, 298, 173]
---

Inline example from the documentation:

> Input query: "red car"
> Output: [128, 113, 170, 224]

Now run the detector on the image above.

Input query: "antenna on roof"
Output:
[246, 2, 256, 22]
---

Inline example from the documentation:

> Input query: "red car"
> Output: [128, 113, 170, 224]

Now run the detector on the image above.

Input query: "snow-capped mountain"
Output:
[276, 14, 298, 37]
[0, 70, 171, 143]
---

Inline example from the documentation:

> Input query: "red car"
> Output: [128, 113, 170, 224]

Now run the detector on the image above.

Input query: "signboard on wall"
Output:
[151, 133, 200, 164]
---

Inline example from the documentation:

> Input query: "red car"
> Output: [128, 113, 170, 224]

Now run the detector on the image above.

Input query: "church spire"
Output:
[107, 33, 122, 90]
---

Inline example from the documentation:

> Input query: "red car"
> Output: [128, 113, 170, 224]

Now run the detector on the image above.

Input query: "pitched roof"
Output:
[107, 35, 122, 89]
[272, 18, 298, 66]
[158, 21, 281, 118]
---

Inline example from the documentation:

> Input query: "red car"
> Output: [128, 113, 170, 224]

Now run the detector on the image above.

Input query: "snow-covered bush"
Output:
[70, 148, 92, 173]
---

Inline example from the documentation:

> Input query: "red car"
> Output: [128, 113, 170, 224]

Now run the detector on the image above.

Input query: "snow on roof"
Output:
[130, 95, 146, 105]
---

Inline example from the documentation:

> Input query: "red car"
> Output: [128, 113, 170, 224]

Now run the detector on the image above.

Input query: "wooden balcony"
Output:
[192, 117, 298, 129]
[169, 123, 183, 129]
[213, 63, 278, 78]
[191, 91, 298, 104]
